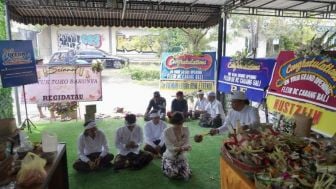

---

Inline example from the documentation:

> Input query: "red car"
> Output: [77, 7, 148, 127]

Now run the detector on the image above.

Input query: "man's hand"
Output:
[94, 157, 102, 167]
[209, 128, 219, 136]
[88, 161, 96, 170]
[126, 141, 138, 149]
[155, 145, 161, 153]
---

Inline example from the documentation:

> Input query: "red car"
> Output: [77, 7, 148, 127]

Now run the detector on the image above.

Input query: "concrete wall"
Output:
[37, 26, 52, 59]
[50, 25, 110, 53]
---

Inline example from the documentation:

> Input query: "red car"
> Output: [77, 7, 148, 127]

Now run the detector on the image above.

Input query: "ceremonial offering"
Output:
[221, 125, 336, 188]
[194, 132, 210, 143]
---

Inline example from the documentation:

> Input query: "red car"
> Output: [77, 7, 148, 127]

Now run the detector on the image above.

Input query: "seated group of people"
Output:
[73, 111, 192, 180]
[144, 91, 191, 122]
[73, 91, 260, 181]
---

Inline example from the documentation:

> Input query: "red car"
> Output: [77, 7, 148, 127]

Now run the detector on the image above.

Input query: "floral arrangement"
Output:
[91, 59, 104, 73]
[222, 127, 336, 188]
[295, 31, 336, 58]
[229, 49, 260, 71]
[48, 101, 78, 115]
[272, 113, 296, 134]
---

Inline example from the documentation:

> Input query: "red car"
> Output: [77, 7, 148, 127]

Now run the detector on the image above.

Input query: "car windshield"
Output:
[49, 52, 68, 64]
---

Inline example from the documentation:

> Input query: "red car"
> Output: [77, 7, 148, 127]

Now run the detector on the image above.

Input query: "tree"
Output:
[154, 27, 217, 56]
[228, 15, 329, 57]
[0, 0, 14, 119]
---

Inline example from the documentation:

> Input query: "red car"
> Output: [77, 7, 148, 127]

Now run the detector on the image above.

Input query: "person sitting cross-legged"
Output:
[199, 91, 225, 128]
[114, 114, 153, 170]
[143, 111, 167, 157]
[162, 112, 192, 180]
[192, 90, 208, 119]
[73, 120, 114, 172]
[168, 91, 190, 119]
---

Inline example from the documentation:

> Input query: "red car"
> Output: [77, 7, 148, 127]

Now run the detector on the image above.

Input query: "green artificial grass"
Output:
[28, 119, 225, 189]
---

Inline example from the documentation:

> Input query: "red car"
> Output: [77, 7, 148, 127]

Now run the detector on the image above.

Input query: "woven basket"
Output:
[221, 143, 265, 174]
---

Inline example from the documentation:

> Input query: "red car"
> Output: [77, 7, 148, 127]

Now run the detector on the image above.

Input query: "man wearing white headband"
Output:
[143, 111, 167, 157]
[73, 120, 114, 172]
[192, 90, 208, 119]
[199, 91, 225, 128]
[210, 91, 260, 135]
[114, 114, 153, 170]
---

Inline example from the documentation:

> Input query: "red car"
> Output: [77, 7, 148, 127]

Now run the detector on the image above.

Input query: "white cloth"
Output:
[84, 121, 96, 130]
[115, 124, 143, 156]
[144, 120, 167, 147]
[218, 105, 260, 133]
[193, 98, 208, 111]
[205, 100, 225, 121]
[77, 129, 109, 163]
[163, 126, 190, 160]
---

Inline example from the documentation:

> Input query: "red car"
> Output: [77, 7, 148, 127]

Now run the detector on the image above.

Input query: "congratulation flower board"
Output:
[218, 56, 275, 103]
[221, 126, 336, 189]
[267, 51, 336, 137]
[160, 52, 216, 92]
[23, 65, 102, 104]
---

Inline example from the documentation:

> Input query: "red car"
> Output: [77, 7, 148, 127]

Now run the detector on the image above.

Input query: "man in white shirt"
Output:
[199, 91, 225, 128]
[143, 111, 167, 157]
[192, 90, 208, 119]
[114, 114, 153, 170]
[210, 91, 260, 135]
[73, 120, 114, 172]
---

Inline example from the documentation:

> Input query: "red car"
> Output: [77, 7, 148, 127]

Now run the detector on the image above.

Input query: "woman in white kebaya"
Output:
[162, 112, 192, 180]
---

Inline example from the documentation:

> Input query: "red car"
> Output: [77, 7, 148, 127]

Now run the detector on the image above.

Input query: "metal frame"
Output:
[223, 0, 336, 19]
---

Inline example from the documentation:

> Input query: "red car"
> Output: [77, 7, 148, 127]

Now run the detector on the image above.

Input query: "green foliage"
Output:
[123, 65, 160, 81]
[0, 87, 14, 119]
[228, 15, 328, 57]
[154, 27, 217, 55]
[129, 69, 160, 81]
[0, 0, 13, 119]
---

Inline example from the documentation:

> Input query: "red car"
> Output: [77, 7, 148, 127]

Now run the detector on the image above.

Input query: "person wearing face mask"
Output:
[143, 111, 167, 157]
[114, 114, 153, 170]
[73, 120, 114, 172]
[209, 91, 260, 135]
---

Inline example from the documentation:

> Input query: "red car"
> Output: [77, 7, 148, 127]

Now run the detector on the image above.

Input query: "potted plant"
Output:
[49, 101, 78, 121]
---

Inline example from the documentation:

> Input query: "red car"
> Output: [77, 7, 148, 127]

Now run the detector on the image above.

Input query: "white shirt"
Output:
[193, 98, 208, 111]
[144, 120, 167, 147]
[218, 105, 260, 133]
[115, 124, 143, 156]
[163, 126, 190, 160]
[205, 100, 225, 121]
[77, 129, 109, 163]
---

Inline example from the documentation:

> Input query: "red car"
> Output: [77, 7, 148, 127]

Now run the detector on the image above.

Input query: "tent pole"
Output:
[5, 1, 22, 125]
[216, 16, 223, 100]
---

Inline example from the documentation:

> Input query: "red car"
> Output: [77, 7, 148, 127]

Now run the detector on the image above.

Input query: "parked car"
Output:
[48, 49, 128, 69]
[76, 49, 128, 69]
[48, 50, 89, 65]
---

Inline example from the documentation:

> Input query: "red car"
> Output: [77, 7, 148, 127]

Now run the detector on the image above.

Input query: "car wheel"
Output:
[113, 60, 124, 69]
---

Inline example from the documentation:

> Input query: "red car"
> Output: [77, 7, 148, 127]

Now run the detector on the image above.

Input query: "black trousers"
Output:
[73, 152, 114, 172]
[143, 140, 166, 155]
[114, 151, 153, 170]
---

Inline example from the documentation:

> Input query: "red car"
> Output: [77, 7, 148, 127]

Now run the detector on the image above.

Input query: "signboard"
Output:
[267, 95, 336, 137]
[268, 51, 336, 111]
[218, 57, 276, 102]
[23, 65, 102, 104]
[267, 51, 336, 137]
[160, 52, 216, 91]
[0, 40, 37, 87]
